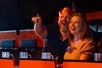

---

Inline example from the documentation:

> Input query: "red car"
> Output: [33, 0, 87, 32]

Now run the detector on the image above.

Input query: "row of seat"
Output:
[0, 39, 39, 65]
[89, 24, 102, 52]
[1, 59, 102, 68]
[0, 59, 55, 68]
[0, 39, 36, 49]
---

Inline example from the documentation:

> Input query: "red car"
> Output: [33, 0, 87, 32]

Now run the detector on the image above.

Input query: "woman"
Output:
[64, 13, 96, 60]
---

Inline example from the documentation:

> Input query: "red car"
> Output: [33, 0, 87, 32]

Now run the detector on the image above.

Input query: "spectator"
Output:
[32, 7, 74, 67]
[64, 13, 96, 61]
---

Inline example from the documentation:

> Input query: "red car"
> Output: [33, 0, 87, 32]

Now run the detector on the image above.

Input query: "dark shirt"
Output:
[45, 23, 68, 64]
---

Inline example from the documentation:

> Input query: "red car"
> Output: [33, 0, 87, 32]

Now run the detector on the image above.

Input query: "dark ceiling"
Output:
[74, 0, 102, 13]
[0, 0, 102, 31]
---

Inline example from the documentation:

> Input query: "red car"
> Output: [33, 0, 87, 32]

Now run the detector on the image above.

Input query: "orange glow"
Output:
[86, 11, 102, 20]
[0, 59, 14, 68]
[63, 61, 102, 68]
[20, 60, 55, 68]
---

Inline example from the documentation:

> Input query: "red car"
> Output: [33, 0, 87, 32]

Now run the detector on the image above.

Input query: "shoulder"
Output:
[82, 38, 94, 44]
[81, 38, 95, 51]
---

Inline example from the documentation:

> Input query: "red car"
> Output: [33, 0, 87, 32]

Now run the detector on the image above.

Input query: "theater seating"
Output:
[89, 23, 102, 53]
[1, 39, 15, 49]
[0, 39, 15, 58]
[19, 39, 37, 59]
[21, 39, 36, 49]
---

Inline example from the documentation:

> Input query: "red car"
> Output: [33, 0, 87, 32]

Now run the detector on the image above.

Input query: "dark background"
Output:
[0, 0, 102, 31]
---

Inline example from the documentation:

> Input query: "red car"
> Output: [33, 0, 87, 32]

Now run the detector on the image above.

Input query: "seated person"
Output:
[64, 13, 96, 61]
[32, 7, 74, 67]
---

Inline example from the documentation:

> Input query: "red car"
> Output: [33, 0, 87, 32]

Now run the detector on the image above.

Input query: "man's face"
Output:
[58, 11, 70, 26]
[58, 8, 70, 32]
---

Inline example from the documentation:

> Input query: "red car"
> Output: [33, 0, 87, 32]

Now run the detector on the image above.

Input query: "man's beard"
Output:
[60, 25, 68, 33]
[61, 28, 68, 33]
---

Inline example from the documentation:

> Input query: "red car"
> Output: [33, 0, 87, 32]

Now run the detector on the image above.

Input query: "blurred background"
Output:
[0, 0, 102, 31]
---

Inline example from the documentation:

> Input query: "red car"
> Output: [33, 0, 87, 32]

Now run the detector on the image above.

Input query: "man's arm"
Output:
[32, 14, 48, 38]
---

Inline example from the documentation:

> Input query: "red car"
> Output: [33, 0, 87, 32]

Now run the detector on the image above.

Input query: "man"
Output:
[32, 7, 74, 67]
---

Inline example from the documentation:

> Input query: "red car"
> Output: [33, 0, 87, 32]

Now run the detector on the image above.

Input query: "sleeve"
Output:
[56, 42, 68, 64]
[56, 48, 66, 64]
[80, 39, 96, 55]
[45, 24, 55, 38]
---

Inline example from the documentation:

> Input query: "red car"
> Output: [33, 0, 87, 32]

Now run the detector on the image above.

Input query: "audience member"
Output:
[32, 7, 74, 66]
[64, 13, 96, 61]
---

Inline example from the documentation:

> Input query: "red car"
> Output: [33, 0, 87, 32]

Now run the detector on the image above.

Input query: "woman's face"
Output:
[69, 16, 83, 35]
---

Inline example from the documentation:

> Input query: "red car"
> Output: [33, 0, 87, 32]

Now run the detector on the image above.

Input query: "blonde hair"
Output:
[68, 13, 92, 42]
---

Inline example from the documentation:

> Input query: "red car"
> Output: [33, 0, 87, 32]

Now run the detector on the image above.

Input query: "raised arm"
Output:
[32, 14, 48, 38]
